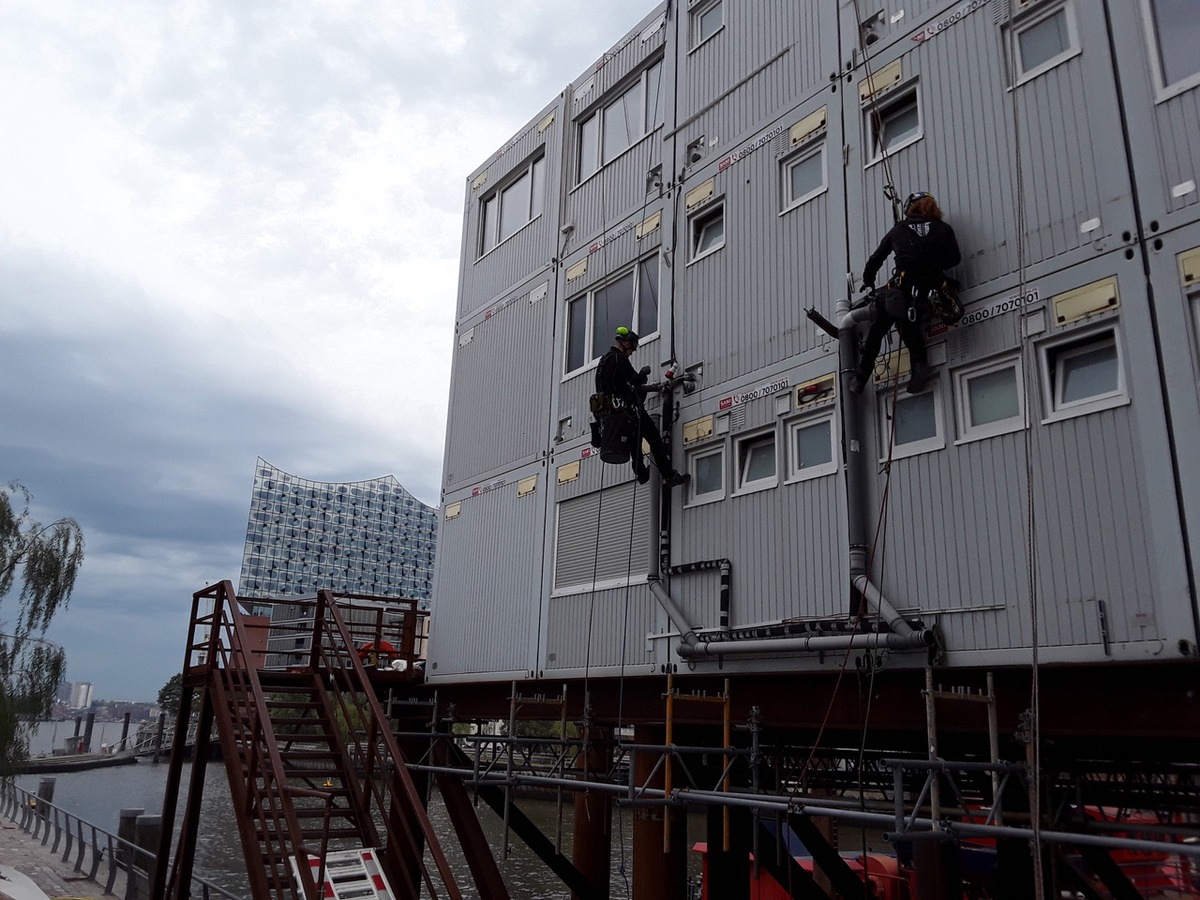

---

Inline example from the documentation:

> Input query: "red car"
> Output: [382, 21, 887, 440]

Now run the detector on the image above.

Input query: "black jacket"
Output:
[595, 346, 647, 405]
[863, 215, 961, 288]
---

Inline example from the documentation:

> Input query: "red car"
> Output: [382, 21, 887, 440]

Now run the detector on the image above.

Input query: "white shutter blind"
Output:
[554, 483, 650, 589]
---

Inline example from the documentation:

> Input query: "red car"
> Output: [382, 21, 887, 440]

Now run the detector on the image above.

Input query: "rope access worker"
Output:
[594, 326, 690, 488]
[850, 191, 961, 394]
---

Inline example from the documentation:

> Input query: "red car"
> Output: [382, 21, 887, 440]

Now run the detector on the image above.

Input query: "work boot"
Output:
[906, 363, 932, 394]
[635, 463, 651, 485]
[664, 470, 691, 488]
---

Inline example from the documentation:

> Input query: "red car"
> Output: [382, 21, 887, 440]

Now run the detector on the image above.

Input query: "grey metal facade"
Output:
[429, 0, 1200, 683]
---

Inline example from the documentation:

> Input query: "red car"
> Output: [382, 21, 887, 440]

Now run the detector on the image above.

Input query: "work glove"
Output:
[639, 365, 652, 376]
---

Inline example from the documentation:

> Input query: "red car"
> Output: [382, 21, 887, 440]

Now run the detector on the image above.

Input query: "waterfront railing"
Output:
[0, 780, 244, 900]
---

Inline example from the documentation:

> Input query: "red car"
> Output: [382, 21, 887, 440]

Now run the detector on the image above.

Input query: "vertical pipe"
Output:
[663, 672, 675, 853]
[925, 668, 940, 830]
[723, 678, 731, 853]
[987, 672, 1002, 826]
[839, 298, 872, 617]
[719, 562, 731, 631]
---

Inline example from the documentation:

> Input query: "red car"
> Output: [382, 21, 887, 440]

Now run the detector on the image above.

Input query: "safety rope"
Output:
[851, 0, 903, 224]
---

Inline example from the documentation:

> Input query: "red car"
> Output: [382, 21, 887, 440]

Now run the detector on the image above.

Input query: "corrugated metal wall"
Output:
[430, 0, 1200, 684]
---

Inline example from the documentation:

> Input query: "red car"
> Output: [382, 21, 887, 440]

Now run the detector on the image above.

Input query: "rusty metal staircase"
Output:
[154, 581, 462, 900]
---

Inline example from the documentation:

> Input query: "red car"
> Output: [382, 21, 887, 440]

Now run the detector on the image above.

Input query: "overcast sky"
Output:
[0, 0, 656, 702]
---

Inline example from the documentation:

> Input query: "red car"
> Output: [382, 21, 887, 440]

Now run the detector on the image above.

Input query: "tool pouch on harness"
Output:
[927, 277, 964, 326]
[589, 393, 615, 448]
[599, 407, 638, 465]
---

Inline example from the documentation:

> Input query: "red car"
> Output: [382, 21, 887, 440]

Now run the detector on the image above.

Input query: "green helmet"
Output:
[615, 326, 640, 348]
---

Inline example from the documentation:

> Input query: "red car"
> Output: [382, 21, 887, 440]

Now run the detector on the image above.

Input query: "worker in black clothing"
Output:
[850, 191, 961, 394]
[594, 326, 690, 487]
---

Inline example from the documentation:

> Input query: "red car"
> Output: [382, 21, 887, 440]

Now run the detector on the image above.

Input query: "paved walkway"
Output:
[0, 819, 117, 900]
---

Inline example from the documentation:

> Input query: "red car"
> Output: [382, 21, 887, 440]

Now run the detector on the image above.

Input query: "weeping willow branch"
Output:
[0, 483, 85, 777]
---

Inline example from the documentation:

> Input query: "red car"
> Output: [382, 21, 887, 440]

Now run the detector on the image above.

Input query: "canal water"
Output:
[17, 723, 706, 899]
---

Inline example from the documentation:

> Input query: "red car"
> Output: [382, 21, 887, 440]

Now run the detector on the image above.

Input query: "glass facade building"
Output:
[238, 458, 438, 601]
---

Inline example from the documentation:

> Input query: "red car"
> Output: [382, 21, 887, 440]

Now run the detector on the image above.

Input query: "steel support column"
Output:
[572, 726, 612, 900]
[632, 726, 686, 900]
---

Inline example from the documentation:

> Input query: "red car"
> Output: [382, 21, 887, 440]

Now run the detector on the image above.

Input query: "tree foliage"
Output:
[0, 483, 85, 776]
[157, 672, 183, 715]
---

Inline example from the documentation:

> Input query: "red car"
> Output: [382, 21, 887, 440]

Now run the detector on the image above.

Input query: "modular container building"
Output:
[427, 0, 1200, 731]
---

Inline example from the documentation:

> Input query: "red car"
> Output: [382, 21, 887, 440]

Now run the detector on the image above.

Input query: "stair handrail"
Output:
[314, 589, 463, 900]
[212, 580, 323, 900]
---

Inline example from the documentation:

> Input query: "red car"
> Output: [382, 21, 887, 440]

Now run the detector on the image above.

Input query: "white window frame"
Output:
[563, 254, 661, 377]
[689, 201, 726, 262]
[879, 383, 945, 461]
[690, 0, 724, 50]
[1039, 327, 1129, 423]
[733, 429, 778, 495]
[780, 141, 827, 213]
[865, 84, 922, 165]
[954, 355, 1028, 444]
[785, 414, 837, 483]
[1140, 0, 1200, 101]
[686, 444, 726, 507]
[478, 155, 545, 258]
[576, 60, 665, 183]
[1009, 1, 1081, 86]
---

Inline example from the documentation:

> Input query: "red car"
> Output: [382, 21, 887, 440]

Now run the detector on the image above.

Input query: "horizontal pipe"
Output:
[677, 629, 933, 659]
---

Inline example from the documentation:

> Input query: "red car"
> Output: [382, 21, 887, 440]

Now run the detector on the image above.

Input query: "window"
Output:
[954, 356, 1026, 442]
[735, 431, 777, 494]
[690, 202, 725, 261]
[564, 255, 660, 374]
[782, 142, 826, 211]
[479, 156, 545, 256]
[866, 86, 921, 161]
[692, 0, 723, 47]
[1041, 329, 1127, 420]
[577, 61, 664, 181]
[882, 388, 944, 459]
[687, 446, 725, 505]
[787, 416, 836, 482]
[1143, 0, 1200, 96]
[1011, 3, 1079, 82]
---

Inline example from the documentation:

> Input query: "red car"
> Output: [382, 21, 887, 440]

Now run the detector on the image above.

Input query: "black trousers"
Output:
[630, 406, 673, 477]
[857, 295, 928, 379]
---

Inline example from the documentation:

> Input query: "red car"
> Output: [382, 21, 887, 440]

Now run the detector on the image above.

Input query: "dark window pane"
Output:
[593, 272, 635, 361]
[567, 296, 588, 372]
[638, 256, 659, 336]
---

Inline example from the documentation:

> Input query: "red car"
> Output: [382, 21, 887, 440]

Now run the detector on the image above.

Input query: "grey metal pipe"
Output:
[677, 629, 933, 658]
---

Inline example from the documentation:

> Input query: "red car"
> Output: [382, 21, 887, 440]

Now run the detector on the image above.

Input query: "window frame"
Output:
[785, 413, 838, 483]
[562, 253, 661, 378]
[733, 429, 779, 495]
[1039, 327, 1129, 423]
[478, 154, 546, 258]
[690, 0, 724, 50]
[1009, 1, 1081, 86]
[576, 59, 665, 183]
[953, 355, 1028, 444]
[879, 382, 946, 461]
[1140, 0, 1200, 100]
[686, 444, 727, 507]
[780, 140, 828, 213]
[865, 83, 922, 165]
[689, 201, 726, 262]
